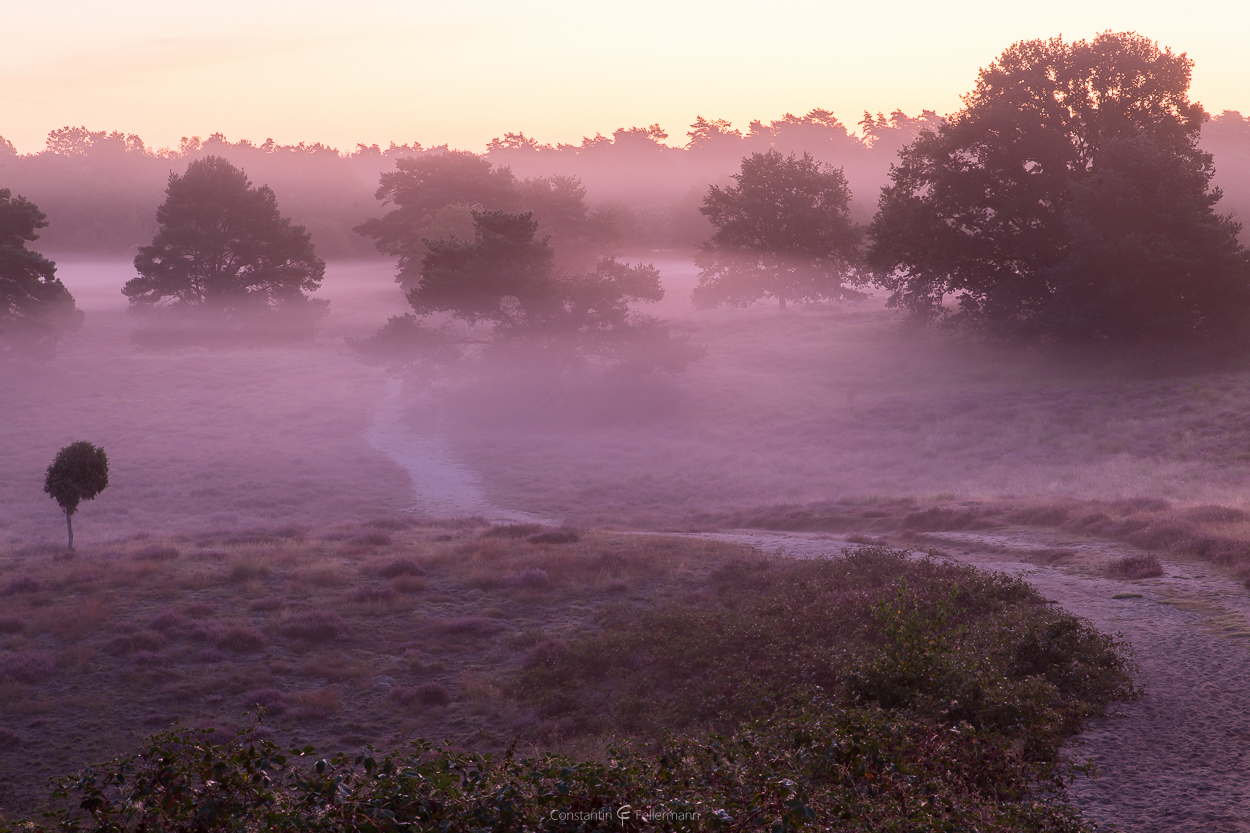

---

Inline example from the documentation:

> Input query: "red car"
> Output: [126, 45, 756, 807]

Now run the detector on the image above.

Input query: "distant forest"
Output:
[1, 109, 1248, 259]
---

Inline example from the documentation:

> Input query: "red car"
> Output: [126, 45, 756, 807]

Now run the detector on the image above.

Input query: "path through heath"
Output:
[691, 528, 1250, 833]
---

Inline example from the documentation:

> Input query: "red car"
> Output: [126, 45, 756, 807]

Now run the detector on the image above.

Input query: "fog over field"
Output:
[7, 253, 1250, 548]
[8, 23, 1250, 833]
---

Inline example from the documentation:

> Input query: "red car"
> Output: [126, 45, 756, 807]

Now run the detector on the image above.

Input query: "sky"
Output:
[2, 0, 1247, 154]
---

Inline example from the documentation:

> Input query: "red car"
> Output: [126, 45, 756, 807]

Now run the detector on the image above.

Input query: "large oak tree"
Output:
[868, 32, 1250, 346]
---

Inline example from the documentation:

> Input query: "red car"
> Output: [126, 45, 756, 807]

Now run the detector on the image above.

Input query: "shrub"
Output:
[195, 647, 226, 663]
[246, 688, 287, 715]
[377, 558, 425, 578]
[3, 576, 43, 595]
[278, 610, 349, 642]
[512, 568, 550, 588]
[0, 617, 24, 634]
[512, 547, 1137, 747]
[215, 625, 266, 653]
[523, 639, 569, 669]
[148, 609, 188, 632]
[1108, 553, 1165, 579]
[527, 528, 580, 545]
[1, 651, 56, 683]
[389, 681, 451, 708]
[0, 727, 22, 748]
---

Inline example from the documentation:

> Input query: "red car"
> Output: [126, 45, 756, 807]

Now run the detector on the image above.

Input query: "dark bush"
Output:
[351, 531, 392, 547]
[390, 682, 451, 708]
[1107, 553, 1165, 579]
[215, 625, 266, 653]
[148, 609, 188, 632]
[0, 617, 24, 634]
[246, 688, 287, 715]
[0, 727, 23, 748]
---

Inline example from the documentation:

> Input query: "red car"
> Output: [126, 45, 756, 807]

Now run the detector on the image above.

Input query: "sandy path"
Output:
[689, 528, 1250, 833]
[366, 379, 552, 524]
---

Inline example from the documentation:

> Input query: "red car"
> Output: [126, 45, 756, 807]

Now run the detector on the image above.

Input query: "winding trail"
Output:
[691, 528, 1250, 833]
[363, 390, 1250, 830]
[366, 379, 550, 524]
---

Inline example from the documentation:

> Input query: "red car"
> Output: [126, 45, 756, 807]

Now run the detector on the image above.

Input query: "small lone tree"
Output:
[44, 441, 109, 550]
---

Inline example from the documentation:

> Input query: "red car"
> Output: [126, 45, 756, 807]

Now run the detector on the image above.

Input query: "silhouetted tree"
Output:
[0, 189, 82, 357]
[694, 150, 862, 310]
[868, 32, 1250, 346]
[44, 441, 109, 550]
[355, 151, 521, 287]
[123, 156, 326, 319]
[353, 211, 698, 383]
[518, 175, 620, 267]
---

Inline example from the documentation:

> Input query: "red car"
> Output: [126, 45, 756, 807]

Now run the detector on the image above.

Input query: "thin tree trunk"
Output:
[778, 292, 787, 311]
[66, 508, 74, 551]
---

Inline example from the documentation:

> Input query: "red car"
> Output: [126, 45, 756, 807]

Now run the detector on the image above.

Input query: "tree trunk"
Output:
[65, 508, 74, 551]
[778, 292, 787, 311]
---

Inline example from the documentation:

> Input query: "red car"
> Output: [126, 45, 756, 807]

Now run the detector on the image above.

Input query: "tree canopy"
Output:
[44, 440, 109, 550]
[356, 152, 620, 288]
[693, 150, 862, 310]
[868, 31, 1250, 346]
[0, 189, 82, 357]
[123, 156, 326, 319]
[354, 210, 697, 384]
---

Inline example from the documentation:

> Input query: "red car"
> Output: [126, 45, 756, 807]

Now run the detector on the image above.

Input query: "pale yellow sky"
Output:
[2, 0, 1246, 154]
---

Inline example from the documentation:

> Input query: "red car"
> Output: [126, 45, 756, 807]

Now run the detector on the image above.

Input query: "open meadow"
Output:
[5, 256, 1250, 830]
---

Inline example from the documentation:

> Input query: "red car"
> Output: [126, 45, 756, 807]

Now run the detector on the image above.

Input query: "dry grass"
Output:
[419, 300, 1250, 528]
[0, 520, 748, 813]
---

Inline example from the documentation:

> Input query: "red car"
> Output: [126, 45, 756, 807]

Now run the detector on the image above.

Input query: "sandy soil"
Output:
[368, 377, 550, 524]
[688, 528, 1250, 832]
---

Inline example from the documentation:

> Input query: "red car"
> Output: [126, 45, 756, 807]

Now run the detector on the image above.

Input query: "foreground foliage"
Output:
[4, 548, 1133, 832]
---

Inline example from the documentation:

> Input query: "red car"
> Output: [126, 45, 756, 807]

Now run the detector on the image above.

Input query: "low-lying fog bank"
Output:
[7, 256, 1250, 548]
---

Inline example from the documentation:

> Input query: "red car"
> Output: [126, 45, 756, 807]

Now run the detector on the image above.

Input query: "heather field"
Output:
[7, 256, 1250, 829]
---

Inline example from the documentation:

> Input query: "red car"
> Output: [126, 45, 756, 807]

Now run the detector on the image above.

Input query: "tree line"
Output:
[4, 31, 1250, 363]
